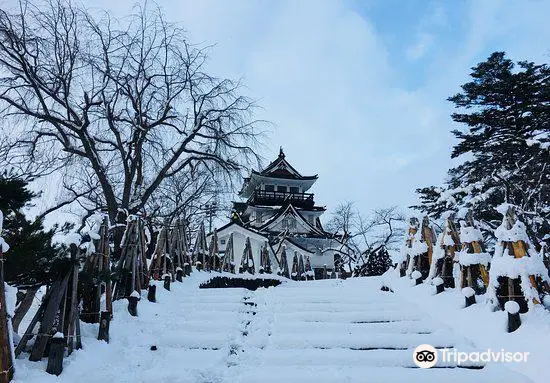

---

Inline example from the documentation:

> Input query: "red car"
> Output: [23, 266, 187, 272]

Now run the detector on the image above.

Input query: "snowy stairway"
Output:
[15, 281, 253, 383]
[232, 279, 533, 383]
[13, 276, 534, 383]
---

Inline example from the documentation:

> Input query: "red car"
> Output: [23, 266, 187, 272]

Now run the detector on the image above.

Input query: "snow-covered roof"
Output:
[239, 148, 318, 196]
[258, 203, 326, 236]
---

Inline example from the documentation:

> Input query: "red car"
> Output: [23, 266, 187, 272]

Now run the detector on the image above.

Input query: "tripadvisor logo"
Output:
[413, 344, 530, 368]
[413, 344, 437, 368]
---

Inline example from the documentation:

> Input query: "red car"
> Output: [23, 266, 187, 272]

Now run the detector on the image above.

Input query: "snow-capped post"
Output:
[413, 216, 436, 281]
[429, 216, 460, 288]
[457, 211, 490, 294]
[0, 211, 15, 383]
[411, 270, 423, 286]
[462, 287, 476, 307]
[163, 274, 171, 291]
[399, 217, 419, 277]
[128, 291, 140, 317]
[97, 311, 110, 343]
[176, 267, 184, 282]
[46, 332, 65, 376]
[433, 277, 445, 294]
[488, 205, 550, 313]
[323, 264, 328, 280]
[147, 283, 156, 303]
[505, 301, 521, 332]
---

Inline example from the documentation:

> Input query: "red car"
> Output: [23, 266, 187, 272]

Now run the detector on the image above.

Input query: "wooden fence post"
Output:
[147, 284, 156, 303]
[176, 268, 184, 282]
[128, 291, 140, 317]
[411, 270, 423, 286]
[433, 277, 444, 294]
[463, 287, 476, 307]
[163, 275, 171, 291]
[505, 301, 521, 332]
[45, 333, 64, 376]
[97, 311, 110, 343]
[29, 272, 70, 362]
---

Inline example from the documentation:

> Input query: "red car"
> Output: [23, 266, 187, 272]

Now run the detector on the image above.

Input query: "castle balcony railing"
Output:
[248, 190, 314, 209]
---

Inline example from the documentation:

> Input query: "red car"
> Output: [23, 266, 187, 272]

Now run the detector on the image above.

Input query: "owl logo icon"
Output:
[413, 344, 438, 368]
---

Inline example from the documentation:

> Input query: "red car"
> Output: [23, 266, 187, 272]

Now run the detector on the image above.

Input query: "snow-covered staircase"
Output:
[231, 278, 533, 383]
[14, 275, 533, 382]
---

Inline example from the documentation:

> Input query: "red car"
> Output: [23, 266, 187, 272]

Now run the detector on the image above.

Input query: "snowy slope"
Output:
[386, 271, 550, 383]
[12, 274, 537, 383]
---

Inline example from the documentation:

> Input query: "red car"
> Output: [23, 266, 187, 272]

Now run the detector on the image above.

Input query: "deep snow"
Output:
[9, 271, 547, 383]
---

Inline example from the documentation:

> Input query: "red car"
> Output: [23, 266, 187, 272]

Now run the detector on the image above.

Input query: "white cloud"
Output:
[6, 0, 550, 221]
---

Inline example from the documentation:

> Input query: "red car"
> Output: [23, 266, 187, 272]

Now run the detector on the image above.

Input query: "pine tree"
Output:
[0, 177, 63, 287]
[365, 247, 393, 276]
[413, 52, 550, 245]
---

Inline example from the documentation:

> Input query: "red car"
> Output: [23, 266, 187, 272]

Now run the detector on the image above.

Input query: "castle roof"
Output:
[239, 148, 318, 197]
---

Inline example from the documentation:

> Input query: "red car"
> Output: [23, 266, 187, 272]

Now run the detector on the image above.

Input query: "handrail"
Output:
[252, 190, 313, 200]
[248, 190, 315, 206]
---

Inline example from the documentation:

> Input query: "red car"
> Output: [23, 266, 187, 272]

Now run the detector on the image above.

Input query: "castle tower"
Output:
[213, 148, 343, 279]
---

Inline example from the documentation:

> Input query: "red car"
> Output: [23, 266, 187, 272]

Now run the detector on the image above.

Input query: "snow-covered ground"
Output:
[385, 270, 550, 383]
[11, 272, 546, 383]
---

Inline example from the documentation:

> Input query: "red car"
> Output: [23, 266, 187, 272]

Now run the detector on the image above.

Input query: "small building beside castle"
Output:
[213, 148, 345, 278]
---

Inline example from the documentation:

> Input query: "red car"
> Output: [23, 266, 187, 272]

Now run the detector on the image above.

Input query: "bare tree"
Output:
[327, 202, 405, 271]
[0, 1, 262, 250]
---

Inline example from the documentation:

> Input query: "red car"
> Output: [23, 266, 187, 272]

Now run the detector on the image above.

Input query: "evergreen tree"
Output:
[365, 247, 393, 276]
[413, 52, 550, 245]
[0, 177, 64, 287]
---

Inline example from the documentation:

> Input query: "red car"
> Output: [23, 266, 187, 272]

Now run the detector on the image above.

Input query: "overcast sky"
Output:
[13, 0, 550, 220]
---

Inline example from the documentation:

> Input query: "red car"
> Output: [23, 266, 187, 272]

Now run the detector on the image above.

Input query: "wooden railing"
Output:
[248, 190, 314, 208]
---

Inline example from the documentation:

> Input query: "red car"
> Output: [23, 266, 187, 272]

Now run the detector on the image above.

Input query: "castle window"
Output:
[289, 186, 299, 194]
[264, 184, 274, 192]
[277, 185, 287, 193]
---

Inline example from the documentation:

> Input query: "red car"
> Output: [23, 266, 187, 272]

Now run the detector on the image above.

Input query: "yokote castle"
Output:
[213, 148, 345, 278]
